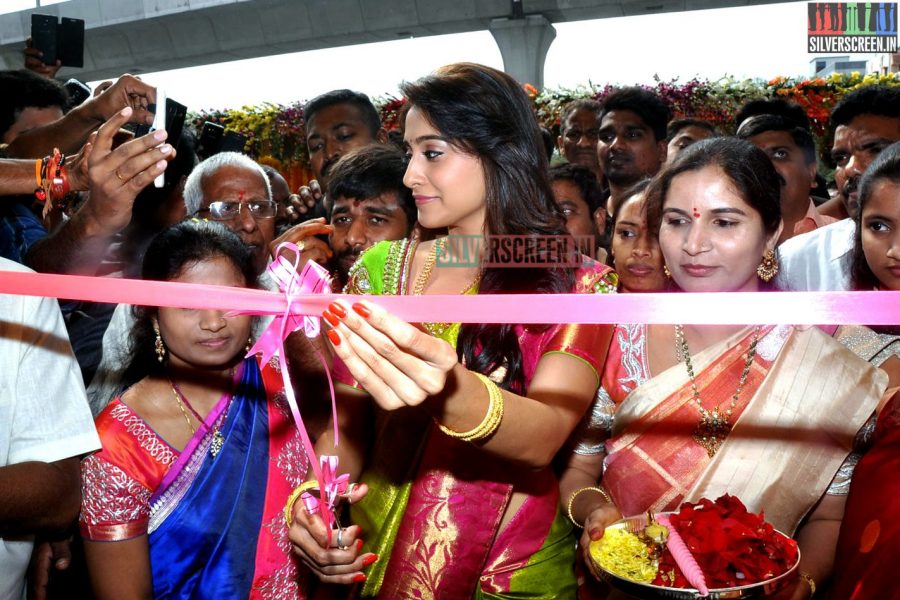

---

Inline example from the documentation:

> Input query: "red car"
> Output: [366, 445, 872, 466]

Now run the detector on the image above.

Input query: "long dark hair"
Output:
[401, 63, 574, 393]
[122, 220, 258, 388]
[851, 141, 900, 290]
[645, 137, 782, 290]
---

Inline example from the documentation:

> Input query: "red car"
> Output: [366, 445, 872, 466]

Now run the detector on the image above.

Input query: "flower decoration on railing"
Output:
[188, 73, 900, 186]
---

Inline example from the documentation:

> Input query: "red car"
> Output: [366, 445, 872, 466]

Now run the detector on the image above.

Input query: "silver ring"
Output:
[336, 527, 346, 550]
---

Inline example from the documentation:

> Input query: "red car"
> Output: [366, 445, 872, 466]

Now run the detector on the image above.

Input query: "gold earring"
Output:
[245, 337, 252, 353]
[663, 265, 672, 279]
[757, 249, 779, 282]
[154, 322, 166, 363]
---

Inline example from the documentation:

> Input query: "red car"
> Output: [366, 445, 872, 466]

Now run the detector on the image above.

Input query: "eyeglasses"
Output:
[199, 200, 277, 221]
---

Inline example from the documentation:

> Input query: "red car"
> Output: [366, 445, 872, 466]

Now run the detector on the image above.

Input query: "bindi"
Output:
[238, 191, 246, 201]
[692, 207, 701, 218]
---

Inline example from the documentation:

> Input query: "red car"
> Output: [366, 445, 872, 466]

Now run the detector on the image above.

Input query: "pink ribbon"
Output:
[0, 269, 896, 325]
[300, 455, 351, 516]
[247, 244, 345, 540]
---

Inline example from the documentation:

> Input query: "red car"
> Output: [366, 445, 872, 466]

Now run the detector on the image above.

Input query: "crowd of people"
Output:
[0, 45, 898, 600]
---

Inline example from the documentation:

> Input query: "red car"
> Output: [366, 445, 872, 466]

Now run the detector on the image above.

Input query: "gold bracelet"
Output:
[566, 486, 613, 528]
[799, 571, 816, 598]
[435, 372, 504, 443]
[284, 480, 319, 528]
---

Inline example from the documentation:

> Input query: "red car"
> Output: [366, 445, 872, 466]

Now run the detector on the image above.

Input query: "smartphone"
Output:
[57, 17, 85, 68]
[197, 122, 225, 159]
[31, 14, 58, 66]
[220, 131, 248, 153]
[63, 78, 91, 108]
[165, 98, 188, 153]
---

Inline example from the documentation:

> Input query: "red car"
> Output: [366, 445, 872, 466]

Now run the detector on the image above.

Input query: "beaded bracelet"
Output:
[566, 486, 613, 528]
[435, 372, 504, 443]
[33, 149, 68, 210]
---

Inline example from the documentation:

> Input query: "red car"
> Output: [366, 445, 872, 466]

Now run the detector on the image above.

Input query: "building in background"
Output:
[810, 53, 900, 76]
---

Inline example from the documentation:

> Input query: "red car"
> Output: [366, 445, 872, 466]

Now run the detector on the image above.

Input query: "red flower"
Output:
[652, 495, 798, 589]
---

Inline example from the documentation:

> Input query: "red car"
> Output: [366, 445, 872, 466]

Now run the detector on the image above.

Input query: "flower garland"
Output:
[187, 72, 900, 185]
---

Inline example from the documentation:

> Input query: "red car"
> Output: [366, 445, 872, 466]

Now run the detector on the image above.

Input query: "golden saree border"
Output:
[604, 327, 774, 518]
[80, 520, 148, 542]
[686, 327, 888, 534]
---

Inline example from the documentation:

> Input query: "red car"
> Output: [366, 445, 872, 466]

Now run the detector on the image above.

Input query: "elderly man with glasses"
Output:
[183, 152, 277, 276]
[87, 153, 283, 412]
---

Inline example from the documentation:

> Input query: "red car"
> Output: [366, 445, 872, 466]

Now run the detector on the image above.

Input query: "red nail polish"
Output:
[322, 309, 339, 327]
[329, 302, 347, 318]
[326, 329, 341, 346]
[353, 574, 367, 583]
[352, 303, 371, 318]
[356, 539, 364, 551]
[362, 554, 378, 566]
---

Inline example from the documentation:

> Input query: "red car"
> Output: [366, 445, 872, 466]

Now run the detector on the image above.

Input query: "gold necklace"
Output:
[170, 384, 197, 435]
[413, 238, 482, 337]
[675, 325, 760, 458]
[171, 380, 228, 457]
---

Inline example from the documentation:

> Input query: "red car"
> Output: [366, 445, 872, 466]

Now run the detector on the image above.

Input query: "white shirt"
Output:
[776, 218, 856, 291]
[0, 259, 100, 600]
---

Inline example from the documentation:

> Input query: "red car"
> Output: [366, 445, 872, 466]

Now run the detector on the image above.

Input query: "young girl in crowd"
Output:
[559, 179, 668, 577]
[831, 141, 900, 599]
[288, 62, 617, 597]
[79, 220, 309, 599]
[569, 138, 886, 599]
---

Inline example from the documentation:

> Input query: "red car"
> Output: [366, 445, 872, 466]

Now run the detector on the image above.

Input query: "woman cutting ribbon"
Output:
[79, 220, 311, 599]
[287, 63, 617, 597]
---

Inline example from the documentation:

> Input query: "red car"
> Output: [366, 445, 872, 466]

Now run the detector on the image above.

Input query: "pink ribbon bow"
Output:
[248, 245, 332, 362]
[248, 243, 345, 540]
[301, 455, 351, 523]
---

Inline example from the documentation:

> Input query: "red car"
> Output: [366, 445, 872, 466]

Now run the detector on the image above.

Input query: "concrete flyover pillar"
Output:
[489, 14, 556, 89]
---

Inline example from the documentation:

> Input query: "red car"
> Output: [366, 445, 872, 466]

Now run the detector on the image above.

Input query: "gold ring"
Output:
[284, 480, 319, 528]
[114, 169, 126, 183]
[296, 240, 306, 253]
[344, 482, 358, 503]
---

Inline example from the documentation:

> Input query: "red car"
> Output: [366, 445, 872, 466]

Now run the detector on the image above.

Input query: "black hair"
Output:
[539, 127, 555, 162]
[325, 144, 416, 233]
[549, 164, 605, 216]
[666, 118, 718, 141]
[647, 138, 781, 235]
[560, 99, 602, 130]
[831, 85, 900, 129]
[851, 141, 900, 290]
[304, 89, 381, 138]
[0, 69, 68, 139]
[611, 178, 652, 226]
[401, 63, 573, 394]
[123, 220, 258, 387]
[599, 87, 671, 142]
[646, 138, 781, 290]
[734, 99, 812, 132]
[736, 114, 817, 165]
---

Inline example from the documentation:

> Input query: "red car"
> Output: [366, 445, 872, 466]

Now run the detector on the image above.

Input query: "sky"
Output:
[89, 1, 876, 113]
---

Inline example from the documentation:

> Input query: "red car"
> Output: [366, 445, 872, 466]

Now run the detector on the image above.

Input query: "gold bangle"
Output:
[435, 372, 504, 443]
[799, 571, 816, 598]
[566, 486, 613, 528]
[284, 480, 318, 528]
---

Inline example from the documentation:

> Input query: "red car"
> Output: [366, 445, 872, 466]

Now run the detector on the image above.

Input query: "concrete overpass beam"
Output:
[489, 14, 555, 89]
